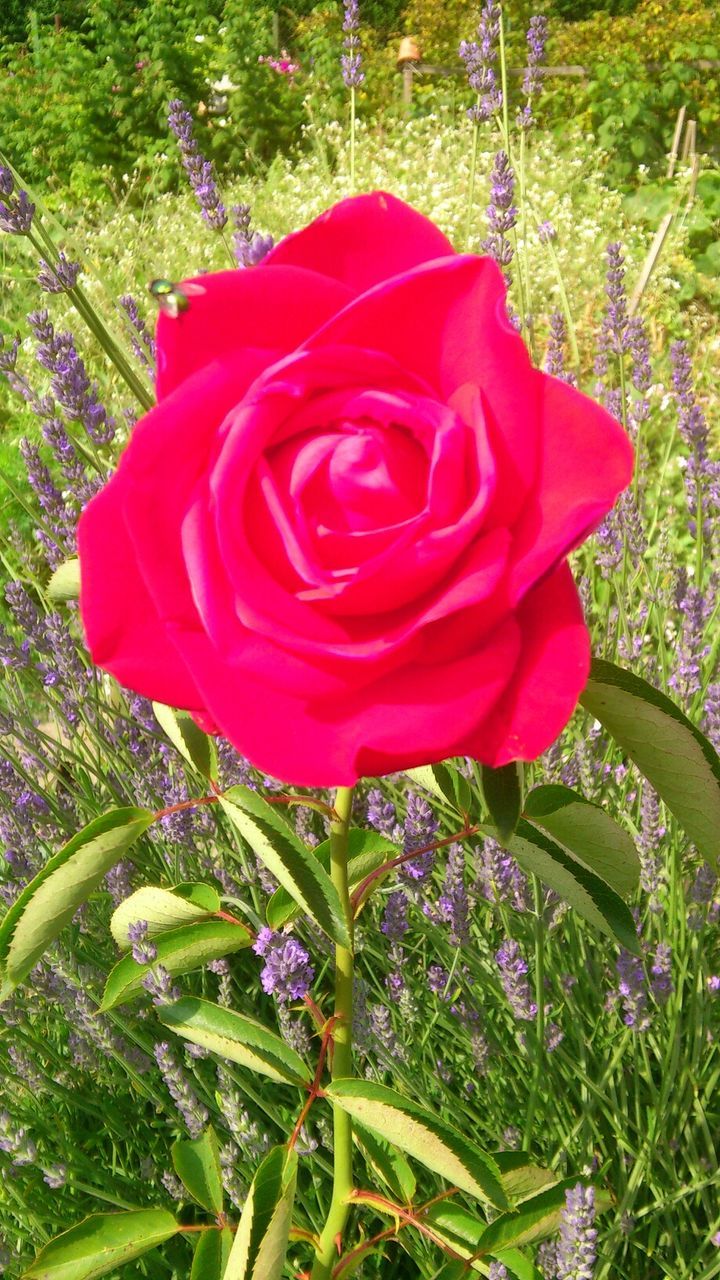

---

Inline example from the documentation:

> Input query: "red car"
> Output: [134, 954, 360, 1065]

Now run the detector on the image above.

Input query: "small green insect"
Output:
[148, 278, 205, 318]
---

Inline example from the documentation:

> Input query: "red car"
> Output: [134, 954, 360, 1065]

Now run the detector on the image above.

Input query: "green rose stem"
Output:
[311, 784, 355, 1280]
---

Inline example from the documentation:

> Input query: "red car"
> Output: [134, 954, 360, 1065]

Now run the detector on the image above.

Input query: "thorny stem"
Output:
[332, 1188, 460, 1276]
[288, 1016, 338, 1152]
[310, 785, 355, 1280]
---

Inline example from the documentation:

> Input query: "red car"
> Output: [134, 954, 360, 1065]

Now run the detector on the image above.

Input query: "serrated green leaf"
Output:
[481, 762, 522, 843]
[47, 556, 80, 602]
[173, 883, 223, 911]
[426, 1176, 595, 1265]
[266, 829, 398, 930]
[353, 1120, 417, 1205]
[159, 997, 311, 1086]
[406, 762, 474, 818]
[100, 920, 252, 1011]
[220, 786, 350, 946]
[0, 808, 153, 1000]
[326, 1080, 508, 1208]
[478, 1178, 607, 1253]
[581, 657, 720, 867]
[172, 1128, 224, 1215]
[110, 885, 221, 948]
[224, 1147, 298, 1280]
[491, 1151, 557, 1202]
[190, 1227, 233, 1280]
[525, 785, 639, 896]
[153, 703, 218, 781]
[489, 821, 639, 953]
[22, 1209, 178, 1280]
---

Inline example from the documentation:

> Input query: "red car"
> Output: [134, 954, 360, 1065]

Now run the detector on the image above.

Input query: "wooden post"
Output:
[667, 105, 686, 178]
[402, 63, 413, 107]
[397, 38, 421, 111]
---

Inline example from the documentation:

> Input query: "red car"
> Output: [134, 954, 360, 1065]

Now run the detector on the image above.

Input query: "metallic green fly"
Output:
[148, 278, 205, 318]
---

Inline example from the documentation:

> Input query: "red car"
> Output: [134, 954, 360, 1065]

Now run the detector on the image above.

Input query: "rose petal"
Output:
[78, 478, 202, 708]
[508, 375, 634, 603]
[168, 614, 520, 788]
[306, 255, 539, 526]
[155, 266, 354, 399]
[476, 562, 591, 765]
[263, 190, 456, 293]
[122, 354, 274, 626]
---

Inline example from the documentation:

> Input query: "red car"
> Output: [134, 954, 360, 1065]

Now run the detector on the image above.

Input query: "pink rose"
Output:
[78, 192, 632, 786]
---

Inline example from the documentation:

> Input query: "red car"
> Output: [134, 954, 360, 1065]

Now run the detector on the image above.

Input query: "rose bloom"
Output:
[79, 193, 632, 786]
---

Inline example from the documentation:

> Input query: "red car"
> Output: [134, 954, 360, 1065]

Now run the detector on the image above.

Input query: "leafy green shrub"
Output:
[546, 0, 719, 184]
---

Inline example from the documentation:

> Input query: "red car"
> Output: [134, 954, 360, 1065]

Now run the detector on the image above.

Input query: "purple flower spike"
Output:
[232, 203, 274, 268]
[459, 1, 502, 122]
[483, 150, 517, 282]
[168, 98, 227, 231]
[495, 938, 537, 1021]
[557, 1183, 597, 1279]
[37, 252, 80, 294]
[518, 14, 548, 128]
[0, 168, 35, 234]
[153, 1042, 208, 1137]
[253, 927, 314, 1003]
[341, 0, 364, 88]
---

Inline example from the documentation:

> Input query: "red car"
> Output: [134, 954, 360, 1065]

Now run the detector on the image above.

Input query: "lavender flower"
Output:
[637, 783, 666, 914]
[253, 927, 314, 1003]
[232, 203, 274, 267]
[43, 1164, 67, 1189]
[28, 309, 115, 445]
[489, 1265, 508, 1280]
[0, 1111, 37, 1166]
[341, 0, 364, 89]
[495, 938, 537, 1021]
[366, 787, 396, 835]
[671, 576, 711, 701]
[277, 1002, 312, 1057]
[537, 1239, 560, 1278]
[37, 253, 80, 293]
[128, 920, 157, 965]
[216, 1065, 270, 1157]
[518, 14, 548, 129]
[545, 310, 576, 385]
[381, 889, 409, 940]
[0, 168, 34, 234]
[459, 1, 502, 122]
[369, 1003, 406, 1062]
[161, 1170, 185, 1201]
[168, 99, 227, 231]
[600, 242, 630, 358]
[671, 340, 720, 550]
[439, 843, 470, 945]
[400, 790, 438, 880]
[209, 957, 233, 1008]
[427, 965, 450, 997]
[220, 1141, 246, 1208]
[153, 1042, 208, 1137]
[475, 838, 530, 910]
[650, 942, 673, 1004]
[119, 294, 156, 369]
[483, 151, 516, 281]
[705, 682, 720, 751]
[614, 948, 650, 1032]
[557, 1183, 597, 1279]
